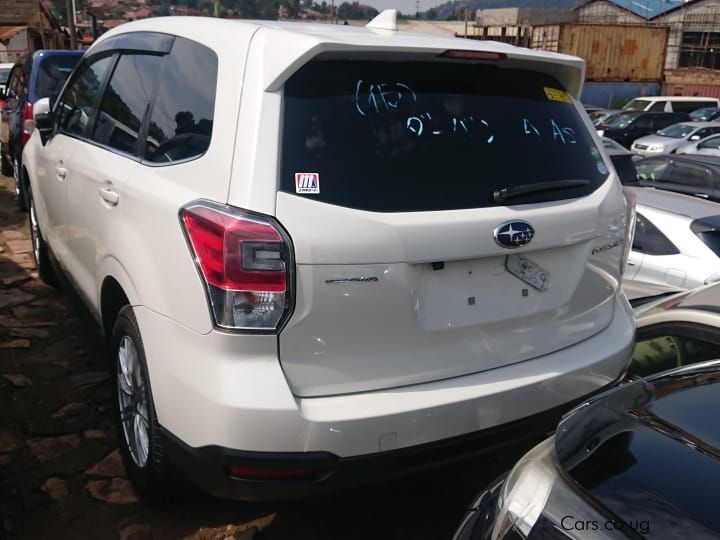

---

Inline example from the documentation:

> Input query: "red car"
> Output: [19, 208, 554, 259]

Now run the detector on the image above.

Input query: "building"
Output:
[0, 0, 66, 62]
[577, 0, 720, 98]
[474, 7, 577, 46]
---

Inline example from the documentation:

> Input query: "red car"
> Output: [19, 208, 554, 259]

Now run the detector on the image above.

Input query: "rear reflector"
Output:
[439, 50, 507, 61]
[180, 201, 294, 332]
[226, 465, 314, 480]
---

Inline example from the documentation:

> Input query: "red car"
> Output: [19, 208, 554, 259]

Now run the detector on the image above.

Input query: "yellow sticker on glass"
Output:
[544, 87, 572, 104]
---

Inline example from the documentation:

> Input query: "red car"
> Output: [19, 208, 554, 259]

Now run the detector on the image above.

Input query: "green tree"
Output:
[426, 7, 437, 19]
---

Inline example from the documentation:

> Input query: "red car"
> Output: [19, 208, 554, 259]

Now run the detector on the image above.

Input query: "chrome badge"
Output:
[493, 220, 535, 249]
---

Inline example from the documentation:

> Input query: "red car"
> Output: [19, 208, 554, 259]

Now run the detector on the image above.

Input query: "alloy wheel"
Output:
[117, 335, 150, 468]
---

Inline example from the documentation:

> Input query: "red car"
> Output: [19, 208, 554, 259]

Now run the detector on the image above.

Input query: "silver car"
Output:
[624, 186, 720, 299]
[631, 121, 720, 156]
[677, 133, 720, 156]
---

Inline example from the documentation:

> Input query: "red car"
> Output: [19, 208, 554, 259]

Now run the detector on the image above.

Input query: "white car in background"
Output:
[631, 121, 720, 156]
[624, 186, 720, 299]
[677, 132, 720, 156]
[22, 14, 635, 501]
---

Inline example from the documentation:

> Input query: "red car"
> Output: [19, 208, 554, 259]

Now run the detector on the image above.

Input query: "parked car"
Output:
[634, 154, 720, 202]
[23, 15, 635, 501]
[0, 50, 82, 210]
[452, 358, 720, 540]
[583, 105, 612, 124]
[631, 121, 720, 156]
[597, 111, 690, 149]
[623, 95, 719, 113]
[690, 106, 720, 121]
[622, 186, 720, 298]
[590, 109, 619, 127]
[454, 282, 720, 539]
[676, 132, 720, 156]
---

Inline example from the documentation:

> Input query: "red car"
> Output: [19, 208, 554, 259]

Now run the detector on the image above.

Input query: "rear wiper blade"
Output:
[493, 179, 591, 203]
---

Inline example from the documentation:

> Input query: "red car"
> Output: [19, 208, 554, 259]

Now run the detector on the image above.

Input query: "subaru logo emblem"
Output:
[494, 220, 535, 249]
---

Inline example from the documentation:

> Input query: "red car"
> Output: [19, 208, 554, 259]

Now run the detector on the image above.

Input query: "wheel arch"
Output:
[99, 258, 141, 339]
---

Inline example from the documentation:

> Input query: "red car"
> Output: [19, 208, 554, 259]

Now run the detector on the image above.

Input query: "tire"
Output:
[0, 147, 11, 177]
[28, 187, 58, 287]
[111, 306, 178, 501]
[14, 157, 27, 212]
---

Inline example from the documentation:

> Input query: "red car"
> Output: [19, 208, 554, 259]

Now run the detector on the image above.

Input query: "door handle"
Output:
[100, 187, 119, 206]
[56, 166, 67, 180]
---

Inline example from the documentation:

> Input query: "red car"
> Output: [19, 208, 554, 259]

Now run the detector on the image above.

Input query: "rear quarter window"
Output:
[281, 60, 608, 212]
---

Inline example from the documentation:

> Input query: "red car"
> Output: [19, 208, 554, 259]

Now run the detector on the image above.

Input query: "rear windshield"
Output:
[281, 60, 608, 212]
[36, 55, 80, 100]
[691, 107, 720, 121]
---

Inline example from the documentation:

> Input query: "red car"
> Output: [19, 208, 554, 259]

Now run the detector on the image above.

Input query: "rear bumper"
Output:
[161, 390, 603, 502]
[136, 292, 634, 461]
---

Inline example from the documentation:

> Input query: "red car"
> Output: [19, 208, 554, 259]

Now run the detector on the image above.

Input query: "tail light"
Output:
[180, 201, 294, 332]
[22, 102, 35, 145]
[620, 187, 637, 276]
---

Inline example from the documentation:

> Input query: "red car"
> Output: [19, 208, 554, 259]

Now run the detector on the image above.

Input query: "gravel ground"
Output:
[0, 172, 530, 540]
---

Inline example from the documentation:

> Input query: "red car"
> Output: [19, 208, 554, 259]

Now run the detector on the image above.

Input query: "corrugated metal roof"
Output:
[580, 0, 688, 20]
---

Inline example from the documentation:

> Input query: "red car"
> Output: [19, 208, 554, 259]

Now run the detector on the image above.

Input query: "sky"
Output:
[362, 0, 447, 15]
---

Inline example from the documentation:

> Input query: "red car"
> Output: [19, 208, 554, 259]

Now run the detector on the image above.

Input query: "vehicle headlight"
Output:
[646, 144, 664, 152]
[493, 438, 557, 538]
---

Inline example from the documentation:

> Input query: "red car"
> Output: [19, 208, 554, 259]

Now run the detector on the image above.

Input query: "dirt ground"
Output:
[0, 172, 531, 540]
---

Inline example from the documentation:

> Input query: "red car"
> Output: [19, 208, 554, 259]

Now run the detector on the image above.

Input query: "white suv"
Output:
[22, 14, 635, 500]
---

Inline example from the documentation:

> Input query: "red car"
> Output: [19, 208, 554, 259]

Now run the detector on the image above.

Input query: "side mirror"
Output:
[33, 97, 53, 144]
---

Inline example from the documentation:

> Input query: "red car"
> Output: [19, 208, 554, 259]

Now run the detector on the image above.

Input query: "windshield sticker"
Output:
[597, 161, 608, 175]
[544, 87, 572, 104]
[295, 172, 320, 194]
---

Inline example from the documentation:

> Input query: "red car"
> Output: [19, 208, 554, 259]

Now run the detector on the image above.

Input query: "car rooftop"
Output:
[631, 186, 720, 219]
[95, 16, 587, 95]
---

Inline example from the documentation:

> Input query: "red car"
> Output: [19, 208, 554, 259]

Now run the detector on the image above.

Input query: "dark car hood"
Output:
[555, 361, 720, 538]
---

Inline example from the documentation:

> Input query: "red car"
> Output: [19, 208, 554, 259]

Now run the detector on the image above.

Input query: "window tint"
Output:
[636, 158, 670, 182]
[653, 116, 679, 130]
[632, 213, 679, 255]
[648, 100, 666, 112]
[281, 60, 607, 212]
[92, 54, 162, 155]
[624, 99, 649, 111]
[629, 333, 720, 378]
[143, 37, 217, 163]
[691, 216, 720, 257]
[674, 100, 717, 113]
[35, 55, 81, 101]
[0, 67, 11, 85]
[699, 135, 720, 149]
[58, 56, 113, 137]
[669, 162, 712, 188]
[632, 115, 653, 130]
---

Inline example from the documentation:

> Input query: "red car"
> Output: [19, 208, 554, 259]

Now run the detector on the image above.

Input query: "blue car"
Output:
[1, 50, 83, 210]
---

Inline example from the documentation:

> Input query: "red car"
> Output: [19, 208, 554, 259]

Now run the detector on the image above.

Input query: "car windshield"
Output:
[657, 124, 696, 138]
[624, 99, 650, 111]
[605, 112, 637, 128]
[691, 108, 720, 121]
[0, 67, 11, 84]
[281, 59, 608, 212]
[36, 55, 81, 99]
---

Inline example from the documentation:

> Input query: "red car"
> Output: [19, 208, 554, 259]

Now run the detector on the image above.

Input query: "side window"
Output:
[57, 56, 113, 137]
[699, 136, 720, 149]
[669, 162, 712, 188]
[633, 116, 653, 130]
[91, 53, 162, 155]
[633, 213, 679, 256]
[694, 128, 712, 139]
[636, 159, 670, 182]
[143, 37, 217, 164]
[630, 332, 720, 378]
[649, 100, 667, 112]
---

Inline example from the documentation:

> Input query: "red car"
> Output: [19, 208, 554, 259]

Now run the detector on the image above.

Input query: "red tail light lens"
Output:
[439, 50, 507, 61]
[180, 201, 294, 332]
[22, 102, 35, 144]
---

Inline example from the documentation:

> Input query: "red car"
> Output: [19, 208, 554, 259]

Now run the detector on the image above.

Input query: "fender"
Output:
[96, 255, 141, 311]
